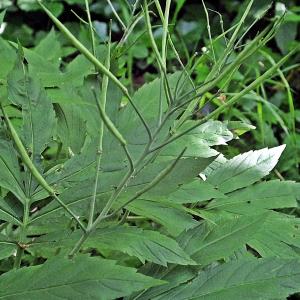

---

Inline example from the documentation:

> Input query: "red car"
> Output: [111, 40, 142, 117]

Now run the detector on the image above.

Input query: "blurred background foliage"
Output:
[0, 0, 299, 180]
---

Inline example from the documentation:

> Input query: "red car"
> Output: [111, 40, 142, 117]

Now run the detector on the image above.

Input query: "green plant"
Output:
[0, 1, 300, 299]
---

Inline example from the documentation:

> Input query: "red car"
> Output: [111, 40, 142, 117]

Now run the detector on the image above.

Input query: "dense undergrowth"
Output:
[0, 1, 299, 299]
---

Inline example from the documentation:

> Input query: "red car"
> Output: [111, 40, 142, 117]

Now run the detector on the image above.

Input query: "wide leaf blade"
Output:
[151, 258, 300, 299]
[0, 256, 163, 300]
[178, 214, 267, 265]
[207, 145, 285, 193]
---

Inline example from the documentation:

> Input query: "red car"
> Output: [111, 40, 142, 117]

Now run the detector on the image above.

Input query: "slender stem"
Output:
[161, 0, 171, 67]
[13, 199, 29, 269]
[69, 142, 151, 256]
[38, 1, 125, 94]
[208, 8, 228, 46]
[13, 247, 24, 269]
[149, 46, 299, 153]
[145, 0, 173, 106]
[106, 147, 187, 220]
[68, 233, 89, 258]
[107, 0, 126, 30]
[206, 0, 254, 80]
[38, 0, 152, 141]
[84, 0, 96, 56]
[85, 0, 99, 227]
[144, 1, 164, 70]
[202, 0, 216, 64]
[68, 143, 185, 256]
[1, 105, 86, 232]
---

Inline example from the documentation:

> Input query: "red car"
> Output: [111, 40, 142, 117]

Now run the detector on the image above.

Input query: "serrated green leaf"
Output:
[127, 199, 197, 237]
[206, 180, 299, 214]
[207, 145, 286, 193]
[0, 236, 16, 260]
[0, 140, 26, 202]
[177, 214, 267, 265]
[130, 264, 199, 300]
[55, 103, 87, 154]
[161, 120, 234, 159]
[0, 38, 17, 81]
[7, 50, 56, 168]
[0, 196, 22, 225]
[0, 256, 163, 299]
[31, 226, 196, 266]
[167, 179, 225, 203]
[152, 258, 300, 300]
[249, 213, 300, 259]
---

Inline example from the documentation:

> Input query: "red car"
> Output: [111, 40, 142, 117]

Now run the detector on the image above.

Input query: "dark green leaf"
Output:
[0, 256, 163, 300]
[178, 214, 267, 265]
[152, 258, 300, 299]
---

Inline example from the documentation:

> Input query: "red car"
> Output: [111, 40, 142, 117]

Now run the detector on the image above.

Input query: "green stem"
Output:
[89, 25, 112, 227]
[68, 233, 89, 258]
[38, 0, 152, 141]
[107, 0, 126, 30]
[84, 0, 96, 56]
[202, 0, 216, 64]
[106, 147, 187, 219]
[1, 105, 86, 232]
[144, 0, 173, 105]
[149, 46, 299, 152]
[206, 0, 254, 80]
[174, 22, 278, 129]
[68, 144, 185, 257]
[13, 247, 24, 269]
[37, 0, 126, 95]
[14, 199, 29, 269]
[161, 0, 171, 67]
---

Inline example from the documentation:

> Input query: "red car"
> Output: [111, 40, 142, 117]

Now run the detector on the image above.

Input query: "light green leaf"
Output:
[152, 258, 300, 300]
[0, 256, 163, 300]
[177, 214, 267, 265]
[227, 120, 255, 136]
[207, 145, 286, 193]
[160, 120, 235, 160]
[178, 120, 234, 146]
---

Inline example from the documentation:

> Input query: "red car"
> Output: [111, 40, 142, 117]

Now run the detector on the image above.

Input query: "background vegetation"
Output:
[0, 0, 299, 299]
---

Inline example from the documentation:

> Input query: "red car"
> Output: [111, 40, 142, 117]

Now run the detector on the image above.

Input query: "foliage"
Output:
[0, 1, 299, 299]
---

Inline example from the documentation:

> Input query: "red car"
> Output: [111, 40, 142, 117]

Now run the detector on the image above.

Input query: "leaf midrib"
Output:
[0, 277, 152, 298]
[186, 269, 300, 299]
[193, 216, 263, 256]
